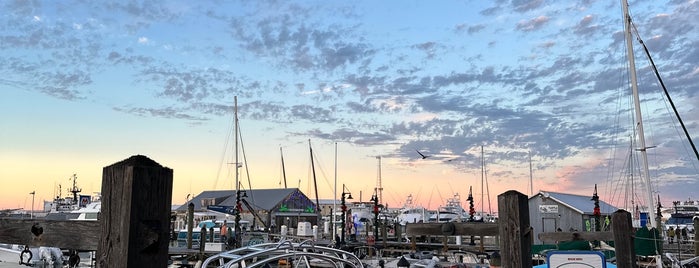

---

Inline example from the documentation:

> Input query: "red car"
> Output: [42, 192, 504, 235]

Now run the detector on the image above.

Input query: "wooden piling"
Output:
[611, 210, 636, 268]
[497, 190, 531, 268]
[96, 155, 173, 268]
[187, 203, 194, 249]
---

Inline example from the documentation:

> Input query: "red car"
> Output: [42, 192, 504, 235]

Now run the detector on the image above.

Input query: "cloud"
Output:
[512, 0, 545, 13]
[516, 16, 550, 32]
[113, 106, 208, 121]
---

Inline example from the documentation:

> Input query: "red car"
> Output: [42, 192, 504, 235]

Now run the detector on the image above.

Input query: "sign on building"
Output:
[539, 205, 559, 213]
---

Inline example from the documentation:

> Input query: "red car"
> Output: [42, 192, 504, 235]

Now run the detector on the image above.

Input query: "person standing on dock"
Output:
[221, 220, 229, 243]
[667, 227, 675, 244]
[680, 227, 688, 244]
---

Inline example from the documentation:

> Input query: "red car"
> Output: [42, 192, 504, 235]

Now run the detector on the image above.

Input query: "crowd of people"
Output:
[666, 226, 690, 244]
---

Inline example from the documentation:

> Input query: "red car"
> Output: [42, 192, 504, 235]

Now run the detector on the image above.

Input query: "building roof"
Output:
[176, 188, 302, 212]
[532, 191, 618, 215]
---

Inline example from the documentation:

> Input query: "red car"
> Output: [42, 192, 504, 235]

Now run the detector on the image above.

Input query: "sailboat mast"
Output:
[309, 140, 320, 213]
[622, 0, 656, 227]
[376, 156, 383, 204]
[280, 147, 288, 188]
[481, 146, 484, 214]
[529, 151, 533, 196]
[234, 96, 242, 243]
[333, 142, 337, 241]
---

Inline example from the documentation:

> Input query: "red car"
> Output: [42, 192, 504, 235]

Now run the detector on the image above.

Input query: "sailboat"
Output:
[620, 0, 658, 229]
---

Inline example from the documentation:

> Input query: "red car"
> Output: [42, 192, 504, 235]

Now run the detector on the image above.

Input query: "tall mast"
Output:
[234, 96, 241, 243]
[309, 140, 320, 213]
[333, 142, 337, 241]
[481, 146, 484, 214]
[529, 151, 533, 196]
[622, 0, 656, 227]
[280, 147, 288, 188]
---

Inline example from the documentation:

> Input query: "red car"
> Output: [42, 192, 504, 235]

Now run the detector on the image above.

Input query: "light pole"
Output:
[29, 191, 35, 219]
[370, 191, 379, 239]
[340, 184, 353, 244]
[235, 185, 247, 248]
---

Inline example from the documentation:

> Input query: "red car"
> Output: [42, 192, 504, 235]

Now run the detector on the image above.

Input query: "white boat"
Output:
[665, 199, 699, 232]
[395, 195, 430, 225]
[428, 193, 467, 222]
[44, 174, 101, 221]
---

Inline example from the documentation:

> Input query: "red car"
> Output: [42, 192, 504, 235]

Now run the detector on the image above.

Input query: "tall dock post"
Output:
[497, 190, 531, 268]
[611, 210, 636, 268]
[97, 155, 173, 267]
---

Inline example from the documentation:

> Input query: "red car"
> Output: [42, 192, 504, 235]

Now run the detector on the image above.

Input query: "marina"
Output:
[1, 157, 697, 268]
[0, 0, 699, 268]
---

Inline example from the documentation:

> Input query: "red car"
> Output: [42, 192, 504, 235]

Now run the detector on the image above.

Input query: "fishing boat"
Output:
[44, 174, 100, 221]
[427, 193, 467, 223]
[395, 195, 430, 225]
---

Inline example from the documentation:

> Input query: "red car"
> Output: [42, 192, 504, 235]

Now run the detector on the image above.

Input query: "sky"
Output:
[1, 0, 698, 214]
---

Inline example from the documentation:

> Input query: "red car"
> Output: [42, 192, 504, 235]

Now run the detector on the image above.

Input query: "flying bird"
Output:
[416, 150, 430, 159]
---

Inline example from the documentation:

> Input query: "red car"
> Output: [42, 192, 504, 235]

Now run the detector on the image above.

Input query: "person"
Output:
[667, 227, 675, 244]
[220, 220, 228, 243]
[681, 227, 688, 244]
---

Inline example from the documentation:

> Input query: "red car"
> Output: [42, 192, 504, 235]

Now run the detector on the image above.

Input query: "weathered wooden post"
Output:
[611, 210, 636, 268]
[187, 203, 194, 249]
[497, 190, 531, 268]
[209, 227, 215, 243]
[97, 155, 173, 267]
[200, 228, 207, 253]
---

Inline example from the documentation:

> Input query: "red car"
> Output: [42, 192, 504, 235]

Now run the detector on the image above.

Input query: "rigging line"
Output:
[238, 121, 255, 204]
[631, 21, 699, 164]
[309, 145, 335, 196]
[213, 112, 235, 190]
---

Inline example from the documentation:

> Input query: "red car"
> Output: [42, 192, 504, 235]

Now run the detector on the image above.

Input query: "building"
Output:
[174, 188, 320, 231]
[529, 191, 618, 244]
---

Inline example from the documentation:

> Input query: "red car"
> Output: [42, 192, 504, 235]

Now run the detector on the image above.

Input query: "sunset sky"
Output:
[1, 0, 698, 214]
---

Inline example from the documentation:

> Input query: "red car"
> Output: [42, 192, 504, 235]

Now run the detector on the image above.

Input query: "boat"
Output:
[427, 193, 467, 222]
[175, 219, 251, 249]
[665, 199, 699, 233]
[395, 195, 430, 225]
[44, 174, 100, 221]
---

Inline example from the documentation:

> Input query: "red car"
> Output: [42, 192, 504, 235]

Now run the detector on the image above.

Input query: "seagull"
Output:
[416, 150, 430, 159]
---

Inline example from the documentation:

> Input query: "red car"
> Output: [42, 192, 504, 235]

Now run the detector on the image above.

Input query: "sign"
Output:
[79, 195, 91, 207]
[539, 205, 559, 213]
[367, 235, 375, 246]
[547, 251, 606, 268]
